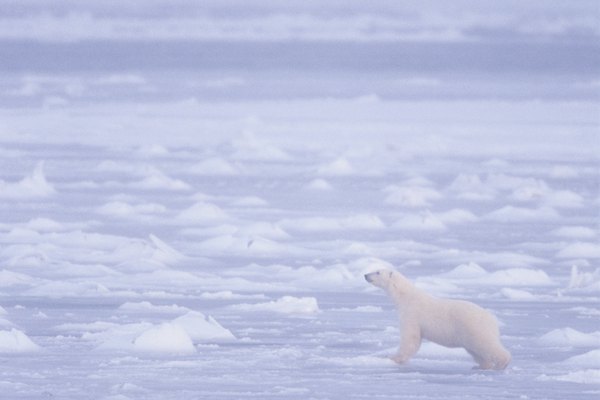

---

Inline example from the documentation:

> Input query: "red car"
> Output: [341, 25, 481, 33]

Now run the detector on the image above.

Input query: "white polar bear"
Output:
[365, 268, 511, 370]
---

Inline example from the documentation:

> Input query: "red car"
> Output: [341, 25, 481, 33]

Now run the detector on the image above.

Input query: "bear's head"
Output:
[364, 268, 395, 289]
[365, 268, 415, 297]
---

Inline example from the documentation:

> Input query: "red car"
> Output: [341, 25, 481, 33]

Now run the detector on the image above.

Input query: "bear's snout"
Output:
[364, 273, 375, 283]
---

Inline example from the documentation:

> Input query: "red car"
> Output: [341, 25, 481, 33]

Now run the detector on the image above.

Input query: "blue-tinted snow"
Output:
[0, 1, 599, 399]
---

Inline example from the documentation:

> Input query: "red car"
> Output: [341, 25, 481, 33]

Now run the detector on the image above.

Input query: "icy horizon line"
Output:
[0, 12, 598, 43]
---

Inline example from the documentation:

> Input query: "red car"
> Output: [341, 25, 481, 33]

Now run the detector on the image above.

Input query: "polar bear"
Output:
[365, 268, 511, 370]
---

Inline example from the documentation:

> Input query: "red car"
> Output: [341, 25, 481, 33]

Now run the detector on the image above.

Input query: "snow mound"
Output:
[133, 323, 196, 355]
[0, 329, 40, 353]
[0, 162, 56, 199]
[190, 157, 240, 176]
[500, 287, 537, 300]
[134, 168, 191, 191]
[136, 144, 170, 158]
[393, 209, 476, 232]
[393, 211, 446, 231]
[438, 263, 554, 286]
[177, 202, 229, 225]
[280, 214, 384, 232]
[172, 311, 236, 342]
[549, 165, 580, 179]
[485, 206, 560, 222]
[306, 178, 333, 191]
[551, 226, 597, 239]
[539, 328, 600, 348]
[230, 132, 291, 161]
[443, 262, 488, 278]
[321, 355, 395, 367]
[566, 265, 600, 292]
[233, 296, 320, 315]
[538, 369, 600, 384]
[25, 217, 65, 232]
[384, 185, 441, 208]
[197, 234, 295, 257]
[317, 158, 354, 176]
[96, 201, 167, 218]
[557, 242, 600, 259]
[231, 196, 268, 207]
[148, 234, 186, 265]
[565, 349, 600, 368]
[544, 190, 585, 209]
[0, 270, 35, 287]
[118, 301, 190, 314]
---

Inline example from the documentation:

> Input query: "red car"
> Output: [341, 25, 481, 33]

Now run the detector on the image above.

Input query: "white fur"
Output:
[365, 268, 511, 370]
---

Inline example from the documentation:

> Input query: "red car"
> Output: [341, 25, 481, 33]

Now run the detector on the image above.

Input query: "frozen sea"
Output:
[0, 1, 599, 399]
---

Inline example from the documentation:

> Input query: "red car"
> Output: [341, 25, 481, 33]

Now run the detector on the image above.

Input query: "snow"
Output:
[231, 296, 320, 315]
[0, 1, 599, 398]
[539, 328, 600, 348]
[171, 312, 236, 342]
[0, 162, 56, 199]
[0, 329, 40, 353]
[132, 323, 196, 355]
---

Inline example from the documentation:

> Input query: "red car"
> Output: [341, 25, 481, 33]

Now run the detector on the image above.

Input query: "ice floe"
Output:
[0, 329, 40, 353]
[539, 328, 600, 348]
[132, 323, 196, 355]
[231, 296, 320, 315]
[0, 162, 56, 199]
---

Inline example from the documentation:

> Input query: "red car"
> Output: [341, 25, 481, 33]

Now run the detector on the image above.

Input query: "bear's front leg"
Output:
[391, 322, 421, 364]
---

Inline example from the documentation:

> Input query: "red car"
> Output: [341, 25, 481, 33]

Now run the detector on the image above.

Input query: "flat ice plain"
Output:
[0, 1, 599, 399]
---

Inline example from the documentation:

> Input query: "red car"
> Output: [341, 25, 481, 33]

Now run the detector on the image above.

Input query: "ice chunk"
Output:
[231, 196, 268, 207]
[436, 263, 553, 286]
[177, 202, 229, 225]
[317, 158, 354, 176]
[539, 328, 600, 347]
[280, 214, 384, 232]
[500, 288, 537, 300]
[118, 301, 190, 314]
[133, 168, 191, 191]
[132, 323, 196, 355]
[306, 178, 333, 191]
[557, 243, 600, 259]
[233, 296, 320, 315]
[0, 329, 40, 353]
[172, 311, 236, 342]
[0, 270, 35, 287]
[393, 211, 446, 231]
[443, 262, 488, 279]
[0, 162, 56, 199]
[384, 185, 442, 208]
[230, 131, 291, 161]
[564, 349, 600, 368]
[96, 201, 167, 218]
[485, 206, 560, 222]
[566, 265, 600, 292]
[545, 190, 585, 209]
[549, 165, 579, 179]
[25, 217, 65, 232]
[537, 370, 600, 384]
[551, 226, 597, 239]
[190, 157, 239, 175]
[136, 144, 169, 158]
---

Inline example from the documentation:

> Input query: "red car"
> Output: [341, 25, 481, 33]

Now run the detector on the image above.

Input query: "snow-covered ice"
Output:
[0, 1, 599, 399]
